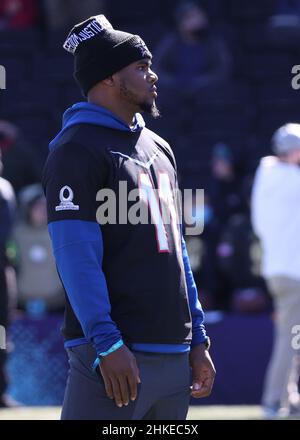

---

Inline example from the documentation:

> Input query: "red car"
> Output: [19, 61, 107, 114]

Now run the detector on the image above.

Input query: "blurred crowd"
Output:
[0, 0, 300, 413]
[2, 0, 300, 314]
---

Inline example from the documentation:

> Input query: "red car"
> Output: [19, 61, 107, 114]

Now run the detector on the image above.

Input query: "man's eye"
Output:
[138, 66, 147, 71]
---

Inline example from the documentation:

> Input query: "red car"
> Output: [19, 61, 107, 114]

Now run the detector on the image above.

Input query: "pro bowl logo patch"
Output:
[55, 186, 79, 211]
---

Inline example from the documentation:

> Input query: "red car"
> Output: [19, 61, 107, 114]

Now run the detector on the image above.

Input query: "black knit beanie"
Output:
[63, 15, 152, 96]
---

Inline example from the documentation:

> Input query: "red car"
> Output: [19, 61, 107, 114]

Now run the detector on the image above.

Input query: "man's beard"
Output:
[120, 80, 160, 119]
[140, 101, 160, 119]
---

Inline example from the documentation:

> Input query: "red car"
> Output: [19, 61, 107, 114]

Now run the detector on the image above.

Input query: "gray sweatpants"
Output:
[61, 344, 191, 420]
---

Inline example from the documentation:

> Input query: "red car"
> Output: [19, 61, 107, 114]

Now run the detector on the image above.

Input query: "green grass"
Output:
[187, 405, 263, 420]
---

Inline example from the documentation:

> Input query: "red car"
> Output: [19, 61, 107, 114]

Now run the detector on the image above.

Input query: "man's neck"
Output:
[87, 96, 136, 127]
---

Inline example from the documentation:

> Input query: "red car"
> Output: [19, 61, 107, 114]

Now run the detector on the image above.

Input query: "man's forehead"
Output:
[116, 58, 153, 74]
[134, 58, 152, 66]
[138, 58, 152, 64]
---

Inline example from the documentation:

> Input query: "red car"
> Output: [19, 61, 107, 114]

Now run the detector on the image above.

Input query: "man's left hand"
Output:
[189, 344, 216, 398]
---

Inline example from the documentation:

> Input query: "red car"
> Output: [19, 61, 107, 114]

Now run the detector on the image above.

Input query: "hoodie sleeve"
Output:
[42, 142, 122, 354]
[181, 235, 207, 347]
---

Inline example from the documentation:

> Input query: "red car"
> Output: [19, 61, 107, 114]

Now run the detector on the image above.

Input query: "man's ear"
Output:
[102, 76, 115, 87]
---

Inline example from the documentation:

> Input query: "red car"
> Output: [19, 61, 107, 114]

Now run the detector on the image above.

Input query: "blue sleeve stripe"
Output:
[48, 219, 122, 353]
[48, 219, 102, 251]
[181, 235, 207, 346]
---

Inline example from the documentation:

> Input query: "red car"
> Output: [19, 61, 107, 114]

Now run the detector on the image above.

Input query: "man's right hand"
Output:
[99, 345, 141, 408]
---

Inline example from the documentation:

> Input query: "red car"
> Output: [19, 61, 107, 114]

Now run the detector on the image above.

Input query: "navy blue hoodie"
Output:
[43, 102, 207, 356]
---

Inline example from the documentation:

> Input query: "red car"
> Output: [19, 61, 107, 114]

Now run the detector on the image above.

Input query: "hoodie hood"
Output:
[49, 102, 145, 150]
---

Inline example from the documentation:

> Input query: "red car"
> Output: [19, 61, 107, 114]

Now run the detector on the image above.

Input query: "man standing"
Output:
[43, 15, 215, 420]
[251, 123, 300, 418]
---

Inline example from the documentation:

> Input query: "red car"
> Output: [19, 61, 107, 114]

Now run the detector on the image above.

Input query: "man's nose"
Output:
[148, 69, 158, 84]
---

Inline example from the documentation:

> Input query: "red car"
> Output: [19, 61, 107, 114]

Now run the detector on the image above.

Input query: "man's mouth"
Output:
[150, 86, 157, 97]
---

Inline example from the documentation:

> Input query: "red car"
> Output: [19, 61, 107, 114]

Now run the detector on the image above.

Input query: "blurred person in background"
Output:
[214, 172, 270, 312]
[0, 0, 39, 30]
[0, 120, 41, 195]
[42, 0, 106, 31]
[251, 123, 300, 418]
[216, 213, 270, 313]
[0, 150, 16, 407]
[12, 184, 64, 314]
[154, 1, 232, 123]
[208, 142, 245, 227]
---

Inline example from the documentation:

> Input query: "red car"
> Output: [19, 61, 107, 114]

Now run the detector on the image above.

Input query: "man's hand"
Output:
[189, 344, 216, 398]
[99, 345, 141, 408]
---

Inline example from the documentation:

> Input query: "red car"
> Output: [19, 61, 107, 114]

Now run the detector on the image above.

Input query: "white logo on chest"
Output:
[110, 149, 159, 169]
